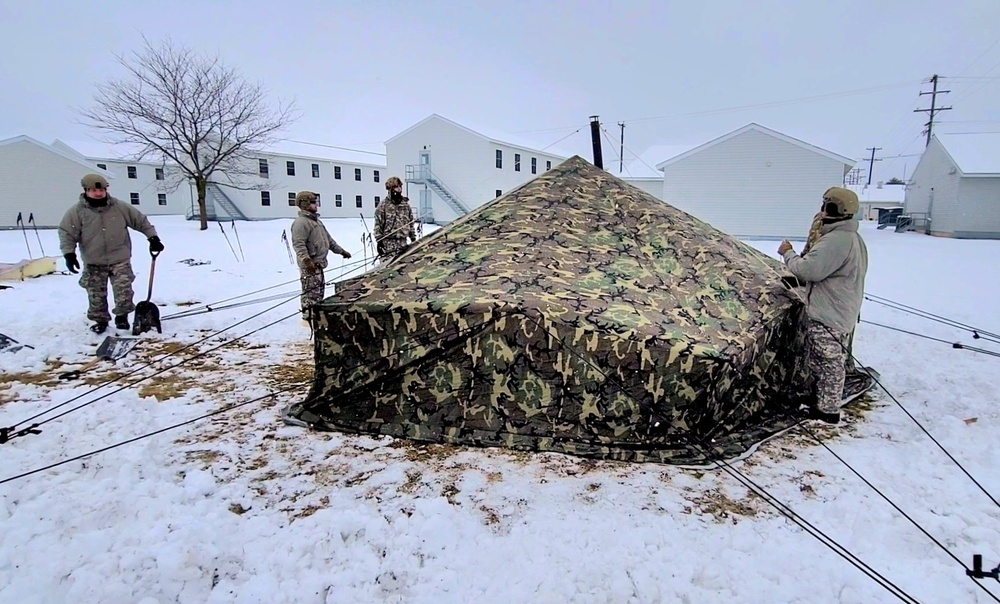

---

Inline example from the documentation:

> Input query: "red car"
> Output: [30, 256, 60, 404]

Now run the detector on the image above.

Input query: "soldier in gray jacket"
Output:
[778, 186, 868, 424]
[59, 174, 164, 334]
[290, 191, 351, 321]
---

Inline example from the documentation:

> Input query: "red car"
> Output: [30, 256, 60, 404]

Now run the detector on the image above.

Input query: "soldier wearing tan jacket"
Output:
[778, 187, 868, 424]
[290, 191, 351, 321]
[59, 173, 164, 334]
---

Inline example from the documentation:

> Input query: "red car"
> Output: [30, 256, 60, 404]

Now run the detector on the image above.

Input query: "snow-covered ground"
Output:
[1, 216, 999, 603]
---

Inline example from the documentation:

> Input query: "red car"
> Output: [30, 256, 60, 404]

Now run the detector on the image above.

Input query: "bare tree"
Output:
[80, 37, 297, 230]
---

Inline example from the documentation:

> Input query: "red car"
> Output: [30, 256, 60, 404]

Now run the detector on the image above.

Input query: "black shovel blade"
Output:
[132, 301, 162, 336]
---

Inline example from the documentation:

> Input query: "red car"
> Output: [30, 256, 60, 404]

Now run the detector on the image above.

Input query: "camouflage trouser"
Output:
[299, 266, 325, 319]
[806, 320, 850, 414]
[79, 261, 136, 323]
[379, 238, 409, 264]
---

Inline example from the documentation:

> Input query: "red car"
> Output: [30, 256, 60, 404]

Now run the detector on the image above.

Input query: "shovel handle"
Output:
[59, 357, 102, 380]
[145, 253, 157, 302]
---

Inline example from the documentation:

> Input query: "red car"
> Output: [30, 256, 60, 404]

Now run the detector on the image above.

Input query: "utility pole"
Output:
[914, 74, 952, 147]
[589, 115, 604, 169]
[618, 122, 625, 173]
[865, 147, 882, 186]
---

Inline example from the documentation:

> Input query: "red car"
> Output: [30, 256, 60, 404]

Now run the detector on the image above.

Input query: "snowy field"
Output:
[1, 215, 999, 603]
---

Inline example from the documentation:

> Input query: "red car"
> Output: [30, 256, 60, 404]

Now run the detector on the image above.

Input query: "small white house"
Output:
[904, 134, 1000, 239]
[618, 143, 693, 202]
[385, 114, 568, 225]
[0, 135, 116, 229]
[655, 123, 857, 239]
[847, 182, 905, 221]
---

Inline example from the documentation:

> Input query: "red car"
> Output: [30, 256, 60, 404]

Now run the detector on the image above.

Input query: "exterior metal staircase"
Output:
[894, 212, 930, 234]
[185, 182, 249, 221]
[405, 164, 470, 217]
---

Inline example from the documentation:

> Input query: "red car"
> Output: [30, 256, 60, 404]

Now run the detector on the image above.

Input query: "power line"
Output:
[621, 81, 920, 124]
[540, 126, 586, 152]
[283, 140, 386, 156]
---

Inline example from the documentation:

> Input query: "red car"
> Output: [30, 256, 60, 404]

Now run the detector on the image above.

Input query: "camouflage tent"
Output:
[286, 156, 816, 465]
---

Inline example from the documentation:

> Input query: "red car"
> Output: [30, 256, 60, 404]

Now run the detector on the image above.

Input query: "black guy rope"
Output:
[514, 309, 923, 604]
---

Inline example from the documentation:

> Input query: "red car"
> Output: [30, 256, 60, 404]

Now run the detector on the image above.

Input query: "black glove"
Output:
[341, 251, 352, 259]
[148, 236, 165, 254]
[64, 253, 80, 274]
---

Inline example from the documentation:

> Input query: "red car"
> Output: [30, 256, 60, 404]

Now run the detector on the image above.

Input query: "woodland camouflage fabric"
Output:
[288, 156, 816, 465]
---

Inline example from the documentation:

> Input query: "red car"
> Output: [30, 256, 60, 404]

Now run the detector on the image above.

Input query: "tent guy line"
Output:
[796, 421, 1000, 602]
[0, 309, 929, 604]
[515, 309, 925, 604]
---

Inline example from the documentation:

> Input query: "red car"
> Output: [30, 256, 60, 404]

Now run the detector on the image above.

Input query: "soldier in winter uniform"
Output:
[802, 202, 860, 374]
[290, 191, 351, 321]
[778, 187, 868, 424]
[59, 173, 164, 334]
[374, 176, 417, 264]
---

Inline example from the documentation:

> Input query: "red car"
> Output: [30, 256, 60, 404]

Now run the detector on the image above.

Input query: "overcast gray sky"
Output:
[2, 0, 998, 180]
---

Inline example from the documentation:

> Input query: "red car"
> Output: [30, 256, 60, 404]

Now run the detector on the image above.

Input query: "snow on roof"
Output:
[387, 114, 576, 159]
[50, 137, 136, 161]
[935, 134, 1000, 175]
[846, 183, 906, 204]
[262, 139, 386, 167]
[0, 135, 115, 177]
[49, 137, 385, 168]
[655, 123, 856, 169]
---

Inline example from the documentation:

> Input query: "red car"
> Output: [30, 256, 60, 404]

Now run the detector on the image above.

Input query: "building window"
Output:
[261, 191, 271, 206]
[311, 163, 320, 178]
[157, 193, 167, 206]
[335, 194, 342, 207]
[130, 192, 140, 205]
[355, 195, 363, 208]
[96, 163, 107, 170]
[315, 193, 321, 207]
[531, 158, 537, 174]
[495, 149, 502, 169]
[546, 160, 551, 171]
[127, 166, 137, 179]
[259, 159, 269, 177]
[155, 167, 164, 180]
[354, 168, 362, 181]
[514, 153, 521, 172]
[374, 195, 381, 207]
[288, 192, 296, 206]
[286, 161, 295, 176]
[373, 170, 380, 183]
[495, 189, 502, 198]
[334, 166, 341, 180]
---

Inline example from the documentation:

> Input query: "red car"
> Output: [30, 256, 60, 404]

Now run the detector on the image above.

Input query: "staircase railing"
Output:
[405, 164, 470, 216]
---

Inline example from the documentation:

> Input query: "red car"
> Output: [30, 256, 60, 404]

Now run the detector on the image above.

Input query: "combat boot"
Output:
[115, 315, 130, 330]
[90, 321, 109, 334]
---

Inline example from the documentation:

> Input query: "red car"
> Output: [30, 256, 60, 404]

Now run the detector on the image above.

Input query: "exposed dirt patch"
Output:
[0, 359, 67, 390]
[683, 489, 760, 523]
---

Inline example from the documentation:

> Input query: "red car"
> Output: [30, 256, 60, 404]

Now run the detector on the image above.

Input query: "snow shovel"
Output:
[58, 335, 140, 380]
[132, 250, 162, 336]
